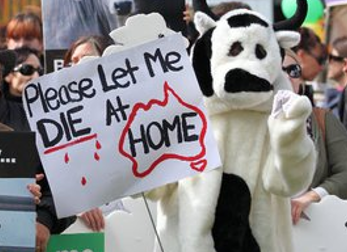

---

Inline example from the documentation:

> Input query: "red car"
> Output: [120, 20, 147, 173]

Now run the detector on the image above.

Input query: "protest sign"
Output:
[0, 131, 37, 252]
[47, 233, 104, 252]
[23, 33, 221, 218]
[293, 195, 347, 252]
[0, 131, 40, 177]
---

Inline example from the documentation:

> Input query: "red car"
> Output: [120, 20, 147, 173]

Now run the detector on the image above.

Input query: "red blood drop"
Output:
[81, 177, 87, 186]
[94, 152, 100, 161]
[64, 153, 69, 163]
[96, 140, 102, 150]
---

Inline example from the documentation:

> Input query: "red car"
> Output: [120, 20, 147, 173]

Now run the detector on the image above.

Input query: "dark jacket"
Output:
[0, 121, 12, 131]
[311, 110, 347, 199]
[0, 89, 76, 234]
[338, 86, 347, 130]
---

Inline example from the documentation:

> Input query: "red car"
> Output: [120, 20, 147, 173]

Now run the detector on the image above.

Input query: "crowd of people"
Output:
[1, 1, 347, 251]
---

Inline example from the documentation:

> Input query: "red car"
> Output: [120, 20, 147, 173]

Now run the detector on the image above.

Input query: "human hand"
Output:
[291, 190, 320, 225]
[80, 208, 105, 231]
[36, 222, 50, 252]
[27, 174, 44, 204]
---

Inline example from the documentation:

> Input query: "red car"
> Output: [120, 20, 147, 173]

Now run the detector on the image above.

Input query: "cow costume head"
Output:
[191, 0, 307, 113]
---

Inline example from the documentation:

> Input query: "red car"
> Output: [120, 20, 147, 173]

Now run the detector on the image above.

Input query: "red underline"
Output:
[44, 133, 98, 154]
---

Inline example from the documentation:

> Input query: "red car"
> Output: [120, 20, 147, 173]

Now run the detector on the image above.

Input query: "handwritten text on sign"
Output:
[23, 34, 221, 218]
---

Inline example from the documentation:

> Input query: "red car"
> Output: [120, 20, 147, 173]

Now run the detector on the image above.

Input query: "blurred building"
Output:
[0, 0, 41, 26]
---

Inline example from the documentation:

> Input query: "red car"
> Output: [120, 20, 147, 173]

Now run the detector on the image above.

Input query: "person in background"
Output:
[183, 4, 200, 53]
[291, 26, 328, 106]
[333, 37, 347, 130]
[283, 49, 347, 225]
[324, 36, 347, 117]
[1, 47, 43, 130]
[0, 48, 42, 204]
[3, 47, 43, 98]
[63, 35, 113, 67]
[5, 12, 43, 55]
[0, 48, 76, 252]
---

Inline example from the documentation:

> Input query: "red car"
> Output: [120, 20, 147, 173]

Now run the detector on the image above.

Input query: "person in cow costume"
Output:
[144, 0, 317, 251]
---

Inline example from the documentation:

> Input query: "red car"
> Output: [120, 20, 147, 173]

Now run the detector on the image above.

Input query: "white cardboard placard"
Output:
[23, 34, 221, 218]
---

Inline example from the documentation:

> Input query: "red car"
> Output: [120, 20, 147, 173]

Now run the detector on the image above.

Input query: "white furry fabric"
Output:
[146, 8, 316, 252]
[147, 92, 315, 252]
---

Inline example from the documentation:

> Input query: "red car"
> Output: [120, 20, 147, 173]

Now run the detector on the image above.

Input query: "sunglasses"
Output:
[329, 54, 344, 62]
[282, 64, 302, 79]
[13, 64, 43, 76]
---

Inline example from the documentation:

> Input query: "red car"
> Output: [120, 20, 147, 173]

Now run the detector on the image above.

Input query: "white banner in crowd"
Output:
[23, 34, 221, 218]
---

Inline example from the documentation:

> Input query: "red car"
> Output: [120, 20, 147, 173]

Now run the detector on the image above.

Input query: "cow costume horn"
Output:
[273, 0, 308, 31]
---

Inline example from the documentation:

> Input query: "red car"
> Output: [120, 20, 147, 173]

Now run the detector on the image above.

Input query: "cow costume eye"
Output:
[228, 42, 243, 57]
[255, 44, 267, 59]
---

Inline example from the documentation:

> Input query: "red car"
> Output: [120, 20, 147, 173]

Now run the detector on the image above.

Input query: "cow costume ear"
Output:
[276, 31, 301, 49]
[194, 12, 217, 35]
[191, 28, 215, 97]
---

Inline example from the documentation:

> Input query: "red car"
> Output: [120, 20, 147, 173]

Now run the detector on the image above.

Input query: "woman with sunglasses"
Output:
[292, 27, 327, 84]
[283, 49, 347, 226]
[291, 27, 327, 108]
[0, 47, 77, 252]
[0, 48, 43, 203]
[327, 37, 347, 87]
[0, 47, 42, 130]
[326, 37, 347, 131]
[324, 36, 347, 118]
[4, 47, 43, 99]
